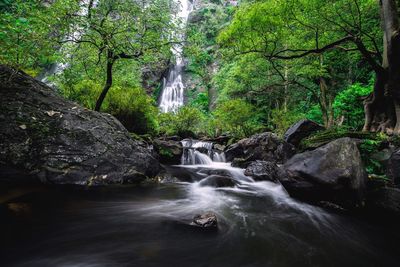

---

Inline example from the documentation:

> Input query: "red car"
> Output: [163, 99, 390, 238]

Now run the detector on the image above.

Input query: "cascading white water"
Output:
[181, 139, 225, 165]
[159, 0, 193, 113]
[171, 138, 325, 221]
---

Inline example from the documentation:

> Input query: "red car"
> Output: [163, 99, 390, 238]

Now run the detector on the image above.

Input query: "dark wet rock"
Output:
[224, 143, 244, 162]
[191, 212, 218, 229]
[278, 138, 367, 209]
[0, 65, 160, 185]
[366, 187, 400, 218]
[244, 161, 278, 182]
[199, 175, 236, 188]
[386, 148, 400, 187]
[201, 135, 232, 146]
[213, 143, 226, 153]
[318, 201, 346, 212]
[162, 165, 193, 182]
[283, 119, 324, 146]
[231, 158, 251, 168]
[225, 132, 295, 165]
[195, 147, 209, 154]
[153, 138, 183, 164]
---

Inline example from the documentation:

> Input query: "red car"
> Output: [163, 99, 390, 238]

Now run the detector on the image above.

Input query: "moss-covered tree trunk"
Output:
[363, 0, 400, 134]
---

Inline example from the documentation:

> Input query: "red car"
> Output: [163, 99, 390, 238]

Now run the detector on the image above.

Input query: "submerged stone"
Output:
[199, 175, 236, 188]
[191, 212, 218, 229]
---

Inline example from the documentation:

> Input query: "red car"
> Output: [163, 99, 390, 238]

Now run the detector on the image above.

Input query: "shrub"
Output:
[158, 106, 205, 137]
[333, 83, 372, 130]
[270, 108, 305, 137]
[58, 79, 158, 134]
[213, 99, 262, 138]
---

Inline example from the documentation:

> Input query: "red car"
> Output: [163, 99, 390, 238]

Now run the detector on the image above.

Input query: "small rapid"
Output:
[162, 138, 331, 224]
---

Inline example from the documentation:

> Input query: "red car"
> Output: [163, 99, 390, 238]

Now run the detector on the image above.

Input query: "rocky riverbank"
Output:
[1, 64, 400, 218]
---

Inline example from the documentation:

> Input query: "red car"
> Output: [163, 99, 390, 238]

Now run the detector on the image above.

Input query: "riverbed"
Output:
[1, 165, 400, 267]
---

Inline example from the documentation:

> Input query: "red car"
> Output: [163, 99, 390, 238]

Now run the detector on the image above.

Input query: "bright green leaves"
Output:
[333, 82, 373, 130]
[213, 99, 262, 137]
[158, 106, 206, 137]
[0, 0, 73, 70]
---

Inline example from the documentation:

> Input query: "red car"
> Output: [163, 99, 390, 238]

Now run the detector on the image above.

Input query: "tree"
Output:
[363, 0, 400, 133]
[62, 0, 176, 111]
[0, 0, 70, 72]
[218, 0, 400, 133]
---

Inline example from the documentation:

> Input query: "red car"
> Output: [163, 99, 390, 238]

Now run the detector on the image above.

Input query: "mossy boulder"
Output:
[278, 137, 367, 209]
[0, 65, 160, 185]
[153, 138, 183, 164]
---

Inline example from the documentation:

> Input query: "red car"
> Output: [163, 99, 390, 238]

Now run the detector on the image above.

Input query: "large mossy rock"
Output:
[225, 132, 295, 167]
[0, 65, 160, 185]
[153, 138, 183, 164]
[284, 119, 324, 147]
[278, 137, 367, 208]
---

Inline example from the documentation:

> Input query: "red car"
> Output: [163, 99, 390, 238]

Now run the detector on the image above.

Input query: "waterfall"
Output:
[181, 139, 226, 165]
[159, 0, 193, 113]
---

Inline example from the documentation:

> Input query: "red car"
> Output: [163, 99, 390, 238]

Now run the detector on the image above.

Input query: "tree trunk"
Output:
[283, 65, 289, 112]
[362, 0, 400, 133]
[319, 77, 335, 128]
[95, 51, 114, 112]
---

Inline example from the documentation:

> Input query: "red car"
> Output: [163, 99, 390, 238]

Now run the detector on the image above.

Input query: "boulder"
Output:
[224, 143, 244, 162]
[191, 212, 218, 230]
[224, 132, 295, 164]
[0, 65, 160, 185]
[278, 137, 367, 208]
[199, 175, 236, 188]
[231, 158, 251, 168]
[284, 119, 324, 146]
[244, 161, 278, 182]
[153, 138, 183, 164]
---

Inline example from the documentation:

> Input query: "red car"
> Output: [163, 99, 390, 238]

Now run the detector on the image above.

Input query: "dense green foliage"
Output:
[333, 82, 373, 130]
[1, 0, 396, 146]
[0, 0, 70, 72]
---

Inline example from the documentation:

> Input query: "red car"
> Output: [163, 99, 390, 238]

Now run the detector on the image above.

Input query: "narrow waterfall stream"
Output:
[158, 0, 193, 113]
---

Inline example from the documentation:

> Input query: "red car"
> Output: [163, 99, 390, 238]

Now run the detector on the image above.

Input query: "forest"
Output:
[1, 0, 400, 266]
[2, 0, 398, 137]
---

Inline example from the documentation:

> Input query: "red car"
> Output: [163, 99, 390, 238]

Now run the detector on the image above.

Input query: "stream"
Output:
[1, 140, 400, 267]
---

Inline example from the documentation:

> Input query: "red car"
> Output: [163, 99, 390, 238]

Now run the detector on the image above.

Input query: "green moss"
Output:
[301, 127, 390, 177]
[159, 147, 174, 159]
[300, 127, 375, 150]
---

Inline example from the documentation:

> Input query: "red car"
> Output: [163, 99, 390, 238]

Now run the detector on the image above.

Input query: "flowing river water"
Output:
[1, 140, 400, 266]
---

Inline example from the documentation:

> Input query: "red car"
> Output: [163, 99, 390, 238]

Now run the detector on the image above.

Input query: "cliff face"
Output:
[0, 65, 160, 185]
